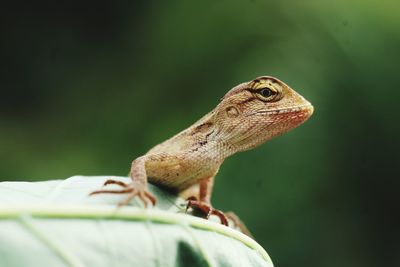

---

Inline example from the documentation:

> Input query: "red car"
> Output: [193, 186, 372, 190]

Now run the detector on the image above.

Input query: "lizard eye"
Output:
[254, 87, 282, 102]
[259, 88, 274, 98]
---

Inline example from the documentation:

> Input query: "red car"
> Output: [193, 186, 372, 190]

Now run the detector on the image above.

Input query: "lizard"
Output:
[90, 76, 313, 233]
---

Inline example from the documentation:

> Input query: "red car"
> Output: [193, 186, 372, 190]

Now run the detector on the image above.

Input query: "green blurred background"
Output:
[1, 1, 399, 266]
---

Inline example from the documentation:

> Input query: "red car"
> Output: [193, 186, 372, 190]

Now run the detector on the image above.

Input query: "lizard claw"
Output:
[186, 197, 228, 226]
[89, 179, 157, 207]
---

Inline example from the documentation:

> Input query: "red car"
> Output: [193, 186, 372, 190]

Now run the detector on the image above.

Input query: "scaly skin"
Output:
[90, 76, 313, 233]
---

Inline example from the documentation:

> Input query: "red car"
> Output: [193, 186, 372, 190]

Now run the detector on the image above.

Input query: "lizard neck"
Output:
[186, 111, 236, 162]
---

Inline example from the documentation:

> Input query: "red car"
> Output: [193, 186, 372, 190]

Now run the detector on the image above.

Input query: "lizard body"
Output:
[91, 76, 313, 229]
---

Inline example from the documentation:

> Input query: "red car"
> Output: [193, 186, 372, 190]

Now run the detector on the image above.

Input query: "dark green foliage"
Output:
[177, 242, 208, 267]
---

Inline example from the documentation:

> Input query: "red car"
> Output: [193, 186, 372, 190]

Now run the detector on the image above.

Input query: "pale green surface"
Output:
[0, 176, 272, 267]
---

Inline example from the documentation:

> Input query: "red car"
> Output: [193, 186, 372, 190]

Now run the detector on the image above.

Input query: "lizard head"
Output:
[214, 76, 314, 151]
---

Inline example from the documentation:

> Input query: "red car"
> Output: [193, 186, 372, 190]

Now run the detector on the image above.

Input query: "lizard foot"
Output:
[186, 196, 228, 226]
[89, 180, 156, 207]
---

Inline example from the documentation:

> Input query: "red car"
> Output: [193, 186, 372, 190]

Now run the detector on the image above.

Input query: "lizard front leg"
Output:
[90, 152, 195, 207]
[185, 177, 229, 226]
[183, 178, 253, 236]
[89, 155, 156, 207]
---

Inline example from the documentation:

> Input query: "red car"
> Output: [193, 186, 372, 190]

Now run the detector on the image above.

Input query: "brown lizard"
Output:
[90, 76, 313, 232]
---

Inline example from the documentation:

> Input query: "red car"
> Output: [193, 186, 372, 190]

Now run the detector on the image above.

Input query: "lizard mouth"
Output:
[245, 104, 314, 116]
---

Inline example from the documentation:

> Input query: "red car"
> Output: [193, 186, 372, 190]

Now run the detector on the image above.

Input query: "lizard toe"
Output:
[89, 187, 135, 196]
[117, 189, 138, 207]
[210, 209, 228, 226]
[186, 199, 228, 226]
[103, 179, 129, 187]
[144, 191, 157, 206]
